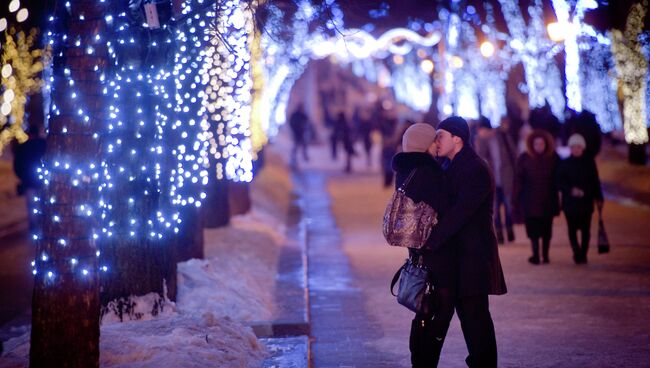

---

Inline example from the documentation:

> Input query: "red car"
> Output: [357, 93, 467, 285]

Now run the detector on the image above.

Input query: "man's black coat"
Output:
[425, 146, 507, 297]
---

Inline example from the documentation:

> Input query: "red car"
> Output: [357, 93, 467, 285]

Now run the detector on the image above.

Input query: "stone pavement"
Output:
[305, 159, 650, 368]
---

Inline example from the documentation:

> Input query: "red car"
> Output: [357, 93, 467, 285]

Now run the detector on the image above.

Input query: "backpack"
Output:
[383, 169, 438, 249]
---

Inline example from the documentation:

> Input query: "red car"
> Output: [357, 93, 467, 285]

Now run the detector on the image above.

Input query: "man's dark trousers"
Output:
[456, 295, 498, 368]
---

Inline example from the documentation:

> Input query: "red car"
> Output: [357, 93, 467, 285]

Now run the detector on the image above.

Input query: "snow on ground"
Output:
[0, 146, 293, 367]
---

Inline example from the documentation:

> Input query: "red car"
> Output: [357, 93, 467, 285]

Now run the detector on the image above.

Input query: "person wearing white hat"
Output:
[557, 133, 604, 264]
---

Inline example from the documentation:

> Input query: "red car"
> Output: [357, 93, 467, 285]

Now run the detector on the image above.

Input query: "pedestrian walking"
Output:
[426, 116, 507, 368]
[380, 110, 399, 187]
[391, 123, 455, 367]
[331, 112, 355, 173]
[556, 133, 604, 264]
[13, 125, 46, 232]
[356, 108, 374, 168]
[288, 104, 310, 169]
[474, 116, 517, 243]
[513, 129, 560, 264]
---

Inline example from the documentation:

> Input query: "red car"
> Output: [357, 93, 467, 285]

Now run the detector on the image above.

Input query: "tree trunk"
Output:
[229, 181, 252, 216]
[30, 1, 105, 366]
[99, 3, 177, 314]
[174, 206, 204, 263]
[203, 173, 230, 228]
[628, 143, 648, 165]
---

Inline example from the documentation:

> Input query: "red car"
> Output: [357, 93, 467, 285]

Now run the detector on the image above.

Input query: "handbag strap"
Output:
[398, 169, 417, 193]
[390, 263, 404, 297]
[390, 256, 426, 296]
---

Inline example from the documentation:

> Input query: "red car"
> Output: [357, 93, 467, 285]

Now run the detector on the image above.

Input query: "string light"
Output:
[0, 3, 43, 152]
[612, 0, 649, 144]
[204, 0, 254, 182]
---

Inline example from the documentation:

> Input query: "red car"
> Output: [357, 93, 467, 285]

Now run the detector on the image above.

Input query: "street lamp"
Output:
[480, 41, 494, 58]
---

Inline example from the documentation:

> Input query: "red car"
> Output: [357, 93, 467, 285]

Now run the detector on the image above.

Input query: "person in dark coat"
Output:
[380, 110, 399, 187]
[474, 116, 517, 243]
[513, 129, 560, 264]
[426, 116, 507, 368]
[331, 112, 355, 173]
[288, 104, 310, 169]
[556, 134, 604, 264]
[392, 123, 454, 367]
[13, 125, 46, 232]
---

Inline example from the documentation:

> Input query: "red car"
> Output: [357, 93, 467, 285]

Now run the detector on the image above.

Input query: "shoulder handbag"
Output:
[382, 169, 438, 249]
[597, 204, 610, 254]
[390, 257, 433, 315]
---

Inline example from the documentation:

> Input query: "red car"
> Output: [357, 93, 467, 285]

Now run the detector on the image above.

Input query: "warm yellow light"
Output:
[451, 56, 464, 69]
[480, 41, 495, 57]
[392, 54, 404, 65]
[16, 8, 28, 23]
[420, 59, 434, 74]
[547, 22, 572, 42]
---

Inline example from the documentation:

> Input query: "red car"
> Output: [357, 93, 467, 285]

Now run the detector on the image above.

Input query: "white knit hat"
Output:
[402, 123, 437, 153]
[568, 133, 586, 149]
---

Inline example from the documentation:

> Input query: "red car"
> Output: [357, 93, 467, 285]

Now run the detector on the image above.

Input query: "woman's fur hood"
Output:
[525, 129, 556, 158]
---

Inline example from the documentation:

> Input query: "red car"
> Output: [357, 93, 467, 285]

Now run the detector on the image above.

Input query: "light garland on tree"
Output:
[170, 0, 211, 205]
[33, 0, 110, 282]
[612, 0, 649, 145]
[204, 0, 254, 182]
[0, 0, 41, 152]
[0, 27, 44, 151]
[498, 0, 566, 120]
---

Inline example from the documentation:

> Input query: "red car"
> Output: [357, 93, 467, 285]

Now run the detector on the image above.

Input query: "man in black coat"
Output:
[426, 116, 507, 368]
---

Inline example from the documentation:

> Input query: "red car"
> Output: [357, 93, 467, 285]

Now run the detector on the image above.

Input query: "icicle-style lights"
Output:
[498, 0, 566, 120]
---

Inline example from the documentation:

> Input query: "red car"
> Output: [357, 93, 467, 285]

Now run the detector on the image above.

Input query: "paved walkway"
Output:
[299, 140, 650, 367]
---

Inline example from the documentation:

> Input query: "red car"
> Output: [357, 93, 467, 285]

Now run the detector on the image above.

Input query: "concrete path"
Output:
[302, 144, 650, 367]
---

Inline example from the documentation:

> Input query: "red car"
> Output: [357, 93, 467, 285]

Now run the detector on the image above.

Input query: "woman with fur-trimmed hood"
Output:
[513, 129, 560, 265]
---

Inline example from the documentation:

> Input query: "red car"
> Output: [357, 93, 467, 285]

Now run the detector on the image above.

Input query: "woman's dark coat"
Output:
[556, 156, 603, 215]
[513, 130, 560, 219]
[424, 147, 508, 297]
[392, 152, 456, 288]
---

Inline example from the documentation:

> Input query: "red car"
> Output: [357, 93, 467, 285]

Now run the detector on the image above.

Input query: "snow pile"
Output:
[1, 313, 266, 368]
[100, 312, 265, 367]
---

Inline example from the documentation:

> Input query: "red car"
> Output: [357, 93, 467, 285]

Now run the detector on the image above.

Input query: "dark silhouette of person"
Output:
[380, 110, 399, 187]
[556, 133, 604, 264]
[475, 116, 517, 244]
[513, 129, 560, 264]
[13, 125, 46, 232]
[331, 112, 355, 173]
[288, 104, 310, 169]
